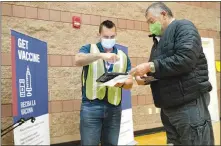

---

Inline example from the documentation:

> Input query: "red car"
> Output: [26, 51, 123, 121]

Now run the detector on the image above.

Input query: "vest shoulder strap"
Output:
[90, 44, 100, 53]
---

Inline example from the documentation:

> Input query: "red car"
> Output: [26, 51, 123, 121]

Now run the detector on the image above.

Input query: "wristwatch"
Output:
[149, 62, 156, 73]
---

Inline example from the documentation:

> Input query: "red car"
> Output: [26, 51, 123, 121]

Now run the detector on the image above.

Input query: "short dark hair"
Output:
[146, 2, 173, 18]
[99, 20, 116, 33]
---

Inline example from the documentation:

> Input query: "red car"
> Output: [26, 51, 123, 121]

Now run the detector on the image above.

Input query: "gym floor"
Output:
[135, 122, 220, 145]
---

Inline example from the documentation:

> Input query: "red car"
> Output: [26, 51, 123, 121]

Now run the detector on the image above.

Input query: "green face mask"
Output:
[149, 21, 162, 35]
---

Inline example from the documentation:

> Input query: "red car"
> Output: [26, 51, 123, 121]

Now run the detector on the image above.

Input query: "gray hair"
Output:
[145, 2, 173, 18]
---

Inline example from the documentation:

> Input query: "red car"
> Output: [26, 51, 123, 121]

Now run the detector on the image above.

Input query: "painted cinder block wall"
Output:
[1, 2, 220, 145]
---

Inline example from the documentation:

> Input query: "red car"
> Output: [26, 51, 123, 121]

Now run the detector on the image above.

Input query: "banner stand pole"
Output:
[1, 117, 35, 137]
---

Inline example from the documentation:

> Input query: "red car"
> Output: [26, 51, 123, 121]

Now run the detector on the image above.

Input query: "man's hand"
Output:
[114, 74, 133, 89]
[114, 82, 124, 88]
[135, 76, 146, 85]
[135, 63, 151, 76]
[100, 53, 120, 63]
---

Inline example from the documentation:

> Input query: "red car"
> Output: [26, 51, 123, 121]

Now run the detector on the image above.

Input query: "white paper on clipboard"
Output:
[98, 75, 129, 87]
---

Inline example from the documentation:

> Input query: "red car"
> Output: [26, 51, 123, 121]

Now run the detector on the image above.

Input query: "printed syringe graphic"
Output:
[26, 66, 32, 97]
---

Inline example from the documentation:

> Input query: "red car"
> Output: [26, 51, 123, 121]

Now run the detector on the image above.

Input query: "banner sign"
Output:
[11, 30, 50, 145]
[116, 44, 137, 145]
[201, 38, 219, 122]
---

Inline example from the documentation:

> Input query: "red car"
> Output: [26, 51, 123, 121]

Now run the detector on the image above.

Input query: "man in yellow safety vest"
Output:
[75, 20, 133, 146]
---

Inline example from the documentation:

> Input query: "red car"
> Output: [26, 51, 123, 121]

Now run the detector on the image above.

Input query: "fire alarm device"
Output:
[72, 16, 81, 29]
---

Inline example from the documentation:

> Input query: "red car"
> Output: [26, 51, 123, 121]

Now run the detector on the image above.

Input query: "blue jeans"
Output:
[80, 100, 122, 146]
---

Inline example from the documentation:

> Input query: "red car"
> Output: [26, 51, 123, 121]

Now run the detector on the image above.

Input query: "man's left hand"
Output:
[135, 63, 151, 76]
[114, 82, 124, 88]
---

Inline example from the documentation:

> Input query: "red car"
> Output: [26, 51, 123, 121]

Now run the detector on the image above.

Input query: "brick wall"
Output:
[1, 2, 220, 145]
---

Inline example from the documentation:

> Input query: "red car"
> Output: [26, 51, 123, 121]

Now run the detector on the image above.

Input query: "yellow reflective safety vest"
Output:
[82, 44, 128, 106]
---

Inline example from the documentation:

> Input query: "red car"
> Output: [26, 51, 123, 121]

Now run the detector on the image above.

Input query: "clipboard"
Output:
[96, 72, 128, 83]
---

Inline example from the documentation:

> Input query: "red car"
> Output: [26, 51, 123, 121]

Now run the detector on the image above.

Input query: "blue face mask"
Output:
[101, 38, 116, 49]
